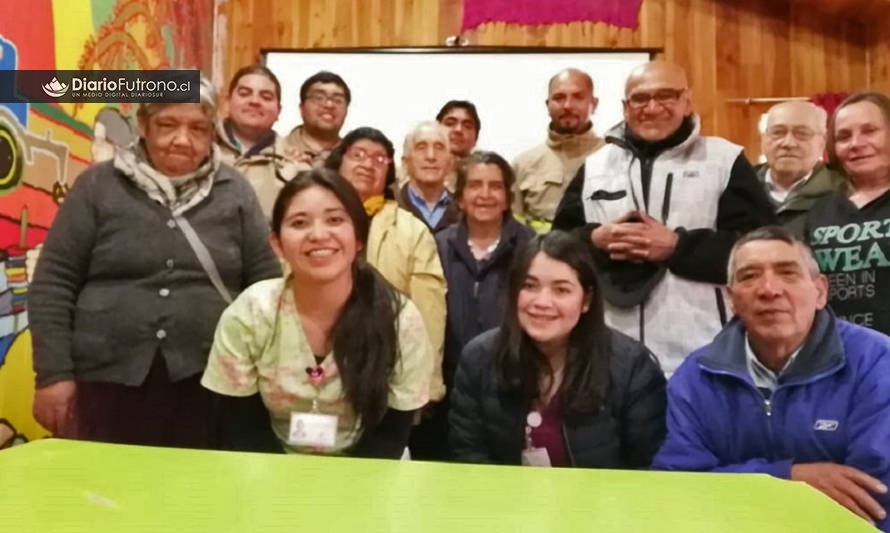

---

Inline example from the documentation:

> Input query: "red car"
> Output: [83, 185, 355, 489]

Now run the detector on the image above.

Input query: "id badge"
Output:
[288, 412, 338, 448]
[521, 447, 552, 467]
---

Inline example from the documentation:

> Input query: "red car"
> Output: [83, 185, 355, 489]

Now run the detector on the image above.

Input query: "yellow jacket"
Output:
[366, 201, 447, 402]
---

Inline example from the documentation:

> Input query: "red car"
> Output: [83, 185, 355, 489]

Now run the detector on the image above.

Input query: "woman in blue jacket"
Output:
[436, 151, 535, 388]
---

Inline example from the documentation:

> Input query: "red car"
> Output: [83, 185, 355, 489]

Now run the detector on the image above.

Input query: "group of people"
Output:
[26, 58, 890, 530]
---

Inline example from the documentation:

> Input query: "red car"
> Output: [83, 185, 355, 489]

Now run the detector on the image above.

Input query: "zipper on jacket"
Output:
[561, 423, 576, 467]
[660, 172, 673, 223]
[762, 392, 780, 456]
[473, 281, 479, 298]
[697, 366, 777, 449]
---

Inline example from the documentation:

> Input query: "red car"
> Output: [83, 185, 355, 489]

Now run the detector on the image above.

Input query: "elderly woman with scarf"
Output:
[29, 77, 281, 448]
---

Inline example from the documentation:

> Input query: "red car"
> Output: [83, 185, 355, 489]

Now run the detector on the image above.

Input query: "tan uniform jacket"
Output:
[283, 125, 338, 169]
[216, 122, 308, 220]
[512, 127, 604, 233]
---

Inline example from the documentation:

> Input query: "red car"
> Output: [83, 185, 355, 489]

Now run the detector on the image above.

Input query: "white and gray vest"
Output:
[581, 123, 743, 375]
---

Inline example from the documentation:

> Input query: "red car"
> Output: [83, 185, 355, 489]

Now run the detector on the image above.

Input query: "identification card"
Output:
[288, 412, 338, 448]
[521, 446, 552, 467]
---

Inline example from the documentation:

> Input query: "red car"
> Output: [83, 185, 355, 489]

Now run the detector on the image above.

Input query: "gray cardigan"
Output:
[29, 161, 281, 387]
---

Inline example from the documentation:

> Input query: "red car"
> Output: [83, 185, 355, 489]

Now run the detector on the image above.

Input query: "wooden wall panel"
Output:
[220, 0, 879, 158]
[867, 11, 890, 93]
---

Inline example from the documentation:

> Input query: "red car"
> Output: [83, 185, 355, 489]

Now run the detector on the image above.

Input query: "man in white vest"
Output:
[553, 60, 775, 375]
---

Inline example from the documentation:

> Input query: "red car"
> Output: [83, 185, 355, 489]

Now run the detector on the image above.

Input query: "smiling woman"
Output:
[806, 91, 890, 335]
[436, 151, 535, 391]
[202, 169, 434, 458]
[449, 230, 667, 468]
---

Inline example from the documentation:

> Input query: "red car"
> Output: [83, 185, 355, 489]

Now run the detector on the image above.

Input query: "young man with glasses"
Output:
[285, 71, 351, 168]
[553, 60, 775, 377]
[756, 101, 845, 236]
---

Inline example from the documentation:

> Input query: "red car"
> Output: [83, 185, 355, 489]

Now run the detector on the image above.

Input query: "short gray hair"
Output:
[761, 101, 828, 135]
[726, 226, 821, 284]
[402, 120, 450, 157]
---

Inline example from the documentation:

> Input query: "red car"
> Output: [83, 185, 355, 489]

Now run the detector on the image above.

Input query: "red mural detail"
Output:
[79, 0, 212, 71]
[160, 0, 214, 72]
[74, 0, 213, 118]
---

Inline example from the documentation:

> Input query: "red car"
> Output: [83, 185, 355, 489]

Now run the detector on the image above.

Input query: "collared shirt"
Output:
[764, 169, 814, 204]
[745, 334, 802, 393]
[406, 185, 452, 229]
[468, 237, 501, 261]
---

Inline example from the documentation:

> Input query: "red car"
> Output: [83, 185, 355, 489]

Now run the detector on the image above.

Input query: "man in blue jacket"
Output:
[653, 225, 890, 531]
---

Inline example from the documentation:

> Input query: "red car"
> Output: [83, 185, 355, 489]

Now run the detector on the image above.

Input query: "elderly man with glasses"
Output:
[284, 71, 351, 168]
[553, 60, 776, 376]
[756, 101, 845, 237]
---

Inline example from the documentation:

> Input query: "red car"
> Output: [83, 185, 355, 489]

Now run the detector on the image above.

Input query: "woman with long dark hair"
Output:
[449, 231, 667, 467]
[325, 128, 447, 459]
[202, 168, 433, 457]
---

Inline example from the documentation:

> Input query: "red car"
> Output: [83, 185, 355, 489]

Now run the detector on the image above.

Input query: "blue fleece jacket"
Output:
[653, 309, 890, 531]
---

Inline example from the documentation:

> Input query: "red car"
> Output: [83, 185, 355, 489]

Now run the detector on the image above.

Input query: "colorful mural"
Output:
[0, 0, 213, 448]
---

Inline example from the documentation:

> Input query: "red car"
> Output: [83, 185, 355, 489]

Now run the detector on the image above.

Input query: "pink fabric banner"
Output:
[461, 0, 644, 31]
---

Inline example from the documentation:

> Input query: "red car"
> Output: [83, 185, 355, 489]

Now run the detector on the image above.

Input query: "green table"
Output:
[0, 439, 874, 532]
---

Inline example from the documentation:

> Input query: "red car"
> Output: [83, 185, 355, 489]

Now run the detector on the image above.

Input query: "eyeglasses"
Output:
[305, 91, 347, 107]
[765, 127, 820, 142]
[346, 146, 392, 168]
[626, 88, 686, 109]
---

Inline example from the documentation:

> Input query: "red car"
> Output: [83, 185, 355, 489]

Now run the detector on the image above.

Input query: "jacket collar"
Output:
[447, 216, 527, 271]
[699, 308, 845, 383]
[217, 119, 281, 158]
[756, 163, 846, 209]
[545, 123, 603, 158]
[604, 114, 701, 158]
[397, 184, 458, 232]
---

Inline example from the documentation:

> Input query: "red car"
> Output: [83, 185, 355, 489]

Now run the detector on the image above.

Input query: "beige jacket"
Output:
[216, 122, 308, 219]
[283, 125, 338, 169]
[367, 201, 447, 402]
[512, 127, 604, 232]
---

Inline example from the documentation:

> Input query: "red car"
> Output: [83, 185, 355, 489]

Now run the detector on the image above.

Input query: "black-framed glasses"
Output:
[306, 91, 347, 107]
[626, 88, 686, 109]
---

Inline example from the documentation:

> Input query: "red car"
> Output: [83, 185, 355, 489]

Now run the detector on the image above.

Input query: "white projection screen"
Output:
[263, 48, 654, 163]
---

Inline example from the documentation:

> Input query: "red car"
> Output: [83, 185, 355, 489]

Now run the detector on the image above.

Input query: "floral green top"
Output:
[201, 277, 433, 453]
